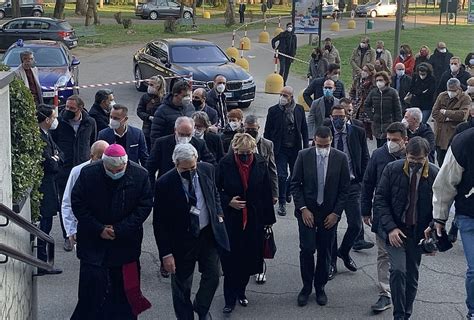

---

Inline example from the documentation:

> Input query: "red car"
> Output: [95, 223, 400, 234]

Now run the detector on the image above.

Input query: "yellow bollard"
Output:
[347, 19, 356, 29]
[203, 11, 211, 19]
[265, 73, 284, 94]
[258, 31, 270, 43]
[330, 21, 340, 32]
[235, 57, 250, 71]
[298, 89, 310, 112]
[226, 47, 239, 60]
[273, 27, 284, 37]
[240, 37, 251, 50]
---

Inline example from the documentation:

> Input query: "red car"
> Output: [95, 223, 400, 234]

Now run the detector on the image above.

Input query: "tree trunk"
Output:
[404, 0, 409, 14]
[179, 0, 185, 17]
[85, 0, 100, 26]
[224, 0, 235, 26]
[76, 0, 88, 16]
[192, 0, 197, 26]
[11, 0, 20, 18]
[53, 0, 66, 18]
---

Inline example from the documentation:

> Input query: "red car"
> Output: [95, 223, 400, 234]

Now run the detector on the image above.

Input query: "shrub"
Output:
[10, 77, 44, 221]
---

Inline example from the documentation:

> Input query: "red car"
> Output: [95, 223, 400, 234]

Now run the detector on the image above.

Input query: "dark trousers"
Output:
[239, 11, 244, 23]
[144, 135, 152, 154]
[56, 168, 72, 240]
[436, 147, 447, 167]
[275, 146, 299, 204]
[222, 264, 250, 307]
[386, 232, 422, 320]
[171, 226, 220, 319]
[71, 261, 136, 320]
[331, 182, 362, 265]
[376, 138, 386, 148]
[37, 216, 53, 262]
[297, 212, 336, 292]
[279, 56, 292, 86]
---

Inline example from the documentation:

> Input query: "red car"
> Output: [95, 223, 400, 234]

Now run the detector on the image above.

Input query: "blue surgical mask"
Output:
[323, 88, 333, 97]
[105, 169, 125, 180]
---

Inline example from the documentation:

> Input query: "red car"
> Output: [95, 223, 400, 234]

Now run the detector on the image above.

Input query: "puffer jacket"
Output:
[374, 160, 439, 241]
[428, 49, 453, 81]
[431, 91, 470, 150]
[409, 74, 436, 110]
[365, 86, 402, 139]
[150, 93, 194, 146]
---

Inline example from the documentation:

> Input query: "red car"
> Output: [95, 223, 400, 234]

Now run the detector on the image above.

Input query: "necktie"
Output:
[187, 178, 200, 237]
[396, 76, 401, 91]
[317, 155, 325, 205]
[337, 133, 344, 151]
[406, 171, 417, 226]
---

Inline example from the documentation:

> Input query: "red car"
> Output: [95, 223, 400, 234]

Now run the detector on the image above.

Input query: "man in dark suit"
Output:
[192, 88, 218, 126]
[340, 97, 364, 128]
[391, 63, 412, 112]
[324, 105, 370, 280]
[89, 89, 115, 132]
[264, 86, 309, 216]
[97, 104, 148, 166]
[146, 116, 216, 186]
[153, 143, 230, 320]
[238, 0, 246, 23]
[291, 126, 350, 307]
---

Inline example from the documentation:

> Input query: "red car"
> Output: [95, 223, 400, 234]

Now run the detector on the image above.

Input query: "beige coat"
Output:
[14, 65, 43, 104]
[322, 46, 341, 65]
[350, 47, 376, 79]
[432, 91, 471, 149]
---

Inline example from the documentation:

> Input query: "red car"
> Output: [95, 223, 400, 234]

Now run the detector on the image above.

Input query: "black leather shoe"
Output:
[297, 288, 310, 306]
[337, 250, 358, 272]
[238, 296, 249, 307]
[222, 305, 234, 314]
[36, 267, 63, 276]
[328, 264, 337, 281]
[286, 194, 292, 203]
[353, 240, 375, 251]
[315, 287, 328, 306]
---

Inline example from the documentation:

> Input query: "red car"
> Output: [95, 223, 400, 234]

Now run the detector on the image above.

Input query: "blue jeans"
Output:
[457, 215, 474, 315]
[421, 110, 431, 124]
[275, 146, 299, 205]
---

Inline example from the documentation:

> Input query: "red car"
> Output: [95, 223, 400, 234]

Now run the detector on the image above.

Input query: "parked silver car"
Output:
[355, 0, 397, 18]
[135, 0, 193, 20]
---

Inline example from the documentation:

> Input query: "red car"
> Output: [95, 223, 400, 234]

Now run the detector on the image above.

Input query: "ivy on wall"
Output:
[9, 77, 44, 221]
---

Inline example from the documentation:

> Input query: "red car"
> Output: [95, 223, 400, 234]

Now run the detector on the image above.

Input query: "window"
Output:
[4, 47, 67, 67]
[5, 20, 25, 30]
[149, 42, 168, 60]
[170, 45, 228, 64]
[24, 20, 49, 30]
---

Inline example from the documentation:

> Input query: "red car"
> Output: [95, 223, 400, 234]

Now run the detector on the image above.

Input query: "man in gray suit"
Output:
[307, 80, 340, 139]
[291, 126, 350, 307]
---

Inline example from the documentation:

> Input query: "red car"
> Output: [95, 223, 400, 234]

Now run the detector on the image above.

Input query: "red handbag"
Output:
[263, 227, 277, 259]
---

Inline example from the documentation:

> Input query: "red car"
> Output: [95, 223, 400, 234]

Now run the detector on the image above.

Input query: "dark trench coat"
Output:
[216, 153, 276, 275]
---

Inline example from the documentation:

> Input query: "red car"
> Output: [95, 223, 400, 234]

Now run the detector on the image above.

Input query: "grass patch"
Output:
[293, 25, 474, 88]
[72, 21, 270, 47]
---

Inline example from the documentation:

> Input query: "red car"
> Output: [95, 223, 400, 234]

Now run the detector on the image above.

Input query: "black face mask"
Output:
[311, 53, 317, 59]
[63, 109, 76, 120]
[245, 129, 258, 139]
[325, 45, 331, 50]
[180, 169, 195, 181]
[238, 154, 250, 162]
[192, 99, 202, 109]
[409, 162, 423, 172]
[400, 50, 406, 56]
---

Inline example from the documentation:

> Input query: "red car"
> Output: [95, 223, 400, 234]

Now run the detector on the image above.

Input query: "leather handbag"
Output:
[263, 226, 277, 259]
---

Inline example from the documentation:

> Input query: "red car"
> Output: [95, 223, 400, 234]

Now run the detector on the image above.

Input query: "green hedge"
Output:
[10, 77, 44, 221]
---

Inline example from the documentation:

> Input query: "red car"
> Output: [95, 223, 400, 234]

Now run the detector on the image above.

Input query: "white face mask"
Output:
[182, 96, 191, 105]
[193, 129, 205, 139]
[229, 121, 240, 131]
[330, 74, 339, 82]
[147, 85, 158, 95]
[316, 147, 330, 158]
[467, 86, 474, 94]
[360, 43, 367, 49]
[279, 95, 289, 106]
[439, 48, 447, 53]
[376, 48, 383, 53]
[387, 140, 402, 154]
[401, 118, 409, 128]
[216, 83, 225, 93]
[419, 74, 427, 80]
[176, 135, 192, 144]
[450, 64, 459, 73]
[396, 70, 405, 77]
[470, 59, 474, 66]
[447, 91, 457, 99]
[49, 118, 58, 130]
[376, 80, 385, 89]
[109, 100, 116, 108]
[109, 119, 121, 130]
[360, 71, 368, 79]
[287, 27, 293, 32]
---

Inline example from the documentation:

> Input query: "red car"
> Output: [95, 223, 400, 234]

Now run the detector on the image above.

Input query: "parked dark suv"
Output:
[135, 0, 193, 20]
[0, 0, 43, 19]
[0, 17, 78, 51]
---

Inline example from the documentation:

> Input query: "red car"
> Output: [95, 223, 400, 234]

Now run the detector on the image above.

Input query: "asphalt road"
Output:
[36, 17, 469, 320]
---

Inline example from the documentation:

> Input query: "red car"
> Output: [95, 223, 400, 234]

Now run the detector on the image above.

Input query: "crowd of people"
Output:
[18, 34, 474, 320]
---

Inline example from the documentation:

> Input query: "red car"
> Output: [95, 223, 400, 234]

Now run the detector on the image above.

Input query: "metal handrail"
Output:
[0, 203, 55, 271]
